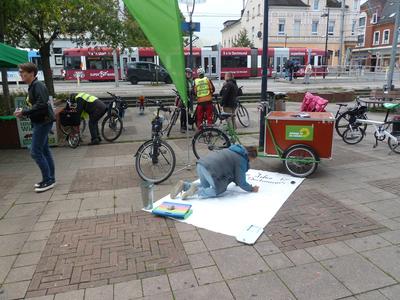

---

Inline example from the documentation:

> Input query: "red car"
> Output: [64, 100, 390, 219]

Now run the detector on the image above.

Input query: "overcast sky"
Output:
[178, 0, 244, 46]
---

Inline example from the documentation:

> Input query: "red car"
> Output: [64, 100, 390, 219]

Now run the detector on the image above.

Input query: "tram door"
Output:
[250, 48, 258, 77]
[274, 48, 289, 77]
[201, 48, 219, 77]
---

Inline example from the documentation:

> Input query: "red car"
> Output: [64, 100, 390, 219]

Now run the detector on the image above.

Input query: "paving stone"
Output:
[168, 270, 198, 291]
[174, 222, 196, 232]
[141, 292, 174, 300]
[173, 282, 233, 300]
[85, 285, 113, 300]
[355, 290, 387, 300]
[345, 235, 391, 252]
[194, 266, 223, 285]
[378, 219, 400, 230]
[379, 284, 400, 300]
[254, 241, 281, 256]
[0, 256, 16, 283]
[228, 272, 295, 300]
[177, 230, 201, 243]
[379, 229, 400, 244]
[114, 279, 142, 300]
[324, 241, 356, 257]
[43, 199, 81, 214]
[5, 265, 36, 283]
[54, 289, 84, 300]
[28, 229, 52, 241]
[142, 275, 170, 296]
[0, 233, 29, 256]
[367, 199, 400, 218]
[25, 295, 54, 300]
[183, 240, 208, 255]
[1, 280, 30, 300]
[263, 253, 294, 270]
[0, 205, 11, 218]
[211, 246, 269, 280]
[4, 203, 45, 218]
[321, 253, 395, 294]
[187, 252, 215, 269]
[14, 252, 42, 267]
[362, 246, 400, 281]
[197, 229, 239, 250]
[32, 221, 56, 231]
[0, 216, 38, 235]
[277, 263, 351, 300]
[305, 245, 336, 261]
[284, 249, 315, 265]
[80, 197, 113, 210]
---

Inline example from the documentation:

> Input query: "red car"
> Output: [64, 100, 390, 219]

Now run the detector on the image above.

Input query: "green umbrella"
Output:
[0, 42, 29, 68]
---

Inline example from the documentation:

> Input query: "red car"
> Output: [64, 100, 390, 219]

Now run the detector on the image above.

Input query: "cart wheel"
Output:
[283, 145, 319, 177]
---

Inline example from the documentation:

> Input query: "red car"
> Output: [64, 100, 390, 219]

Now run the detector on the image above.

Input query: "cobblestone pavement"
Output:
[1, 102, 400, 299]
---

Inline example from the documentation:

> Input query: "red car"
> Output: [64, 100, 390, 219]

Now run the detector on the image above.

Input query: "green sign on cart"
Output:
[285, 125, 314, 141]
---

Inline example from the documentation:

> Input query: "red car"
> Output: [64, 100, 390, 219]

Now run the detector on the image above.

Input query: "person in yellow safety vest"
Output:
[70, 92, 107, 145]
[193, 67, 215, 129]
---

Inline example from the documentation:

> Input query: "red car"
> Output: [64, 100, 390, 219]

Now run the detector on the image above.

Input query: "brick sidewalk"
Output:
[1, 105, 400, 299]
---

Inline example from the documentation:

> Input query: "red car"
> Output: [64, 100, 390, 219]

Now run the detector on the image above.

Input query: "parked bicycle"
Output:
[342, 103, 400, 152]
[59, 99, 84, 148]
[135, 99, 176, 184]
[334, 97, 368, 137]
[101, 92, 127, 142]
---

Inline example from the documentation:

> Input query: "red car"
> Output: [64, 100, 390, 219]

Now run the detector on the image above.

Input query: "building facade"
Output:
[221, 0, 360, 65]
[352, 0, 399, 69]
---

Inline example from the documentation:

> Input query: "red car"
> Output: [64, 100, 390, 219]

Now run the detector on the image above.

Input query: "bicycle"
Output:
[192, 111, 241, 159]
[342, 102, 400, 152]
[334, 97, 368, 137]
[101, 92, 127, 142]
[135, 99, 176, 184]
[59, 99, 87, 148]
[213, 89, 250, 128]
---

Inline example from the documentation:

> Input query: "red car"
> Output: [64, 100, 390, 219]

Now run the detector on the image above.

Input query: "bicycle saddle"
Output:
[219, 112, 233, 120]
[383, 103, 400, 110]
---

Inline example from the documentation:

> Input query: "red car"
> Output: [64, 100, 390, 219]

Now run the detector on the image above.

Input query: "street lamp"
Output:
[321, 9, 330, 79]
[179, 0, 206, 69]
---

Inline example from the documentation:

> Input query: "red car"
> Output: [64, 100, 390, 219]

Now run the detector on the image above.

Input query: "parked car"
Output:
[125, 61, 172, 85]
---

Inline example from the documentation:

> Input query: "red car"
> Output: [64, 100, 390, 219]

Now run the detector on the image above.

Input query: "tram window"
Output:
[86, 57, 102, 70]
[139, 56, 154, 62]
[291, 56, 305, 66]
[311, 56, 323, 66]
[65, 56, 82, 70]
[268, 56, 274, 68]
[221, 56, 247, 68]
[102, 57, 114, 69]
[30, 57, 43, 70]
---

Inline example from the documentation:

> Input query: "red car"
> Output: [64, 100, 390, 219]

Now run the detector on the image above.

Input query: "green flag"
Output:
[123, 0, 188, 105]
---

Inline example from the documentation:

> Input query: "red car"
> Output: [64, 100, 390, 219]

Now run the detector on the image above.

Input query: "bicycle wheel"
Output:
[335, 111, 367, 137]
[67, 132, 80, 149]
[59, 123, 72, 136]
[135, 139, 176, 184]
[342, 126, 365, 145]
[192, 127, 231, 159]
[166, 109, 180, 137]
[101, 112, 123, 142]
[283, 145, 318, 177]
[388, 132, 400, 154]
[236, 104, 250, 127]
[212, 106, 219, 124]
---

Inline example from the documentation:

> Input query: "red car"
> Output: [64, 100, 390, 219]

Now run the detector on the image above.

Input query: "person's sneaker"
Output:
[34, 181, 44, 188]
[35, 181, 55, 193]
[170, 180, 185, 199]
[181, 184, 198, 200]
[88, 139, 100, 146]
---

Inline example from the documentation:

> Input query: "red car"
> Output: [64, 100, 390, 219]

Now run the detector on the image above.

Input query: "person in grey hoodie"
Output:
[171, 145, 259, 200]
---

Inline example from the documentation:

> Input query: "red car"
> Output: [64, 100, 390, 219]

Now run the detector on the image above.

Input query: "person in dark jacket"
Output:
[170, 145, 259, 200]
[179, 68, 194, 133]
[70, 92, 106, 145]
[14, 63, 56, 193]
[219, 72, 239, 129]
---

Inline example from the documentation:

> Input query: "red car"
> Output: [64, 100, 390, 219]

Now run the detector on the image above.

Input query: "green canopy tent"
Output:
[123, 0, 188, 106]
[0, 42, 28, 68]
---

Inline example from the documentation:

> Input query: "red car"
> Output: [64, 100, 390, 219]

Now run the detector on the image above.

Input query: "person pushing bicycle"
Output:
[70, 92, 106, 145]
[193, 67, 215, 129]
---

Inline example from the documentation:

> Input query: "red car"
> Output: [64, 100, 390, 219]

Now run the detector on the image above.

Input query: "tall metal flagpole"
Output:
[259, 0, 269, 149]
[386, 1, 400, 91]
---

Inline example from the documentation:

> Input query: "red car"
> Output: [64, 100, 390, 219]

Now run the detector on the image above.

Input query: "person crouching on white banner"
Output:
[171, 145, 259, 200]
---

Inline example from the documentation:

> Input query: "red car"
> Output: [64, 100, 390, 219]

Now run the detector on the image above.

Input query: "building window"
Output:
[278, 19, 285, 35]
[373, 31, 380, 45]
[353, 0, 359, 10]
[258, 4, 261, 16]
[252, 26, 255, 43]
[382, 29, 390, 44]
[371, 12, 378, 24]
[359, 16, 366, 28]
[247, 11, 249, 21]
[312, 21, 319, 35]
[252, 7, 255, 18]
[328, 20, 335, 35]
[351, 20, 356, 35]
[313, 0, 319, 10]
[357, 34, 365, 47]
[294, 20, 301, 36]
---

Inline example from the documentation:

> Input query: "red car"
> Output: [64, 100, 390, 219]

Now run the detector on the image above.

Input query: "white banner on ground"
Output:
[152, 169, 304, 237]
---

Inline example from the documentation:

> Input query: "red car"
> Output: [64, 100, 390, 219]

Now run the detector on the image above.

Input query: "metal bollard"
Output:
[140, 180, 154, 210]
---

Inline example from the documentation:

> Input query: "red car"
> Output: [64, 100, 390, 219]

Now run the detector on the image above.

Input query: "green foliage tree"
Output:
[6, 0, 126, 96]
[232, 29, 254, 48]
[124, 14, 151, 47]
